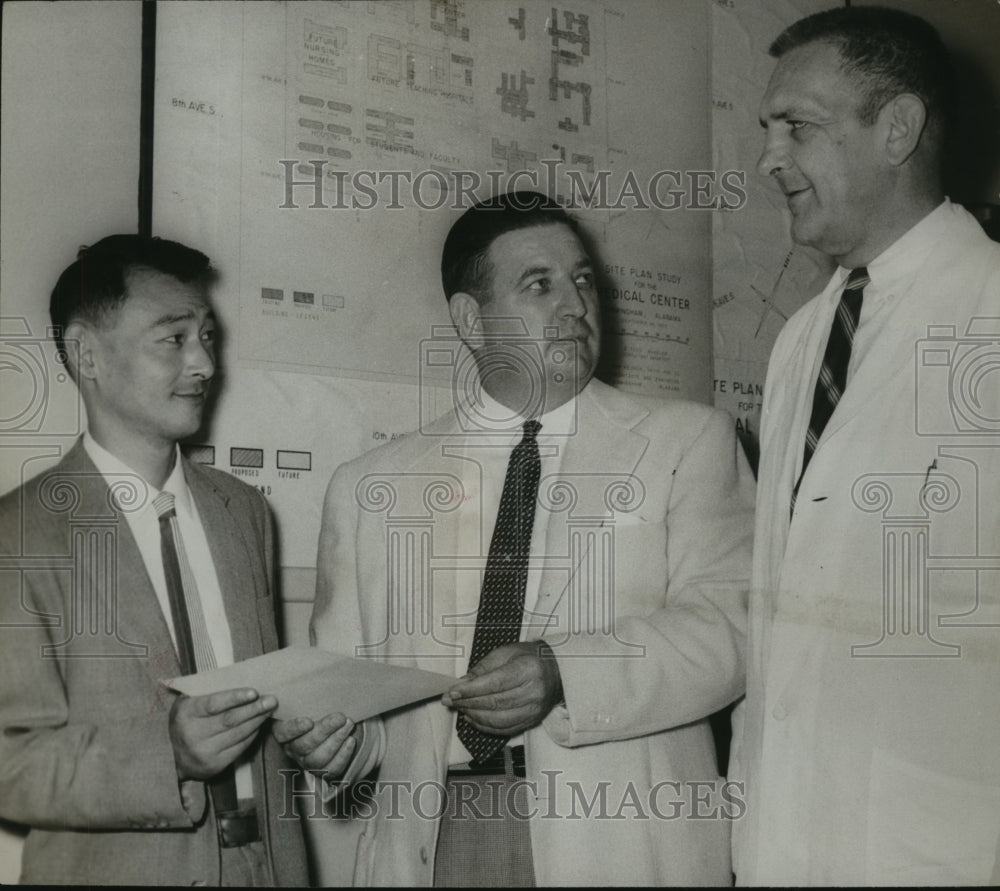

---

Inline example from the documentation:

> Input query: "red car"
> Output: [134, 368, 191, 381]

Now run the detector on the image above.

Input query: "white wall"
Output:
[0, 0, 142, 880]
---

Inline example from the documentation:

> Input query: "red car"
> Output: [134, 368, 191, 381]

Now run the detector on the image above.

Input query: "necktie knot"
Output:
[523, 419, 542, 440]
[153, 491, 176, 520]
[846, 266, 870, 291]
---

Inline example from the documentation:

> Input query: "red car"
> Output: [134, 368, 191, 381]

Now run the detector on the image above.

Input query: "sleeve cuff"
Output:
[178, 778, 207, 823]
[318, 717, 386, 802]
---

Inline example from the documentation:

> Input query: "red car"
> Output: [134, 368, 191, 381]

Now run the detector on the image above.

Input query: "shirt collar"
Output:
[834, 198, 951, 292]
[82, 432, 191, 514]
[461, 380, 582, 439]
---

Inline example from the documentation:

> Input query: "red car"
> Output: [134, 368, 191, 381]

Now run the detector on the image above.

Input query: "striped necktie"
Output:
[153, 491, 217, 673]
[154, 491, 254, 848]
[457, 419, 542, 764]
[792, 267, 868, 513]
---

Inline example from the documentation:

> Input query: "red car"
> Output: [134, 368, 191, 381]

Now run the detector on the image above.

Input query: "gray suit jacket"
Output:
[0, 441, 307, 885]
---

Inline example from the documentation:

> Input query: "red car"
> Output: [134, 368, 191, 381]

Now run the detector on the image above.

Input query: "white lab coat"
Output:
[732, 201, 1000, 885]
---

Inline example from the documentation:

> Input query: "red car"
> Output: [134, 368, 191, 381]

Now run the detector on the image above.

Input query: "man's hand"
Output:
[442, 640, 563, 736]
[271, 713, 357, 780]
[169, 688, 276, 782]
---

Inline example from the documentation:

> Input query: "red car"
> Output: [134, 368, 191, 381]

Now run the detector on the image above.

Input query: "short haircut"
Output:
[50, 234, 213, 361]
[770, 6, 956, 151]
[441, 191, 582, 302]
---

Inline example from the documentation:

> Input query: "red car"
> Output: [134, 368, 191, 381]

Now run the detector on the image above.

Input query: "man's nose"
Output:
[757, 129, 789, 178]
[558, 278, 588, 317]
[186, 338, 215, 380]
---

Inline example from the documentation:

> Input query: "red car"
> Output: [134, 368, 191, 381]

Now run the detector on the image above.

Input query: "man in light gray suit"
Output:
[0, 235, 307, 885]
[277, 192, 754, 886]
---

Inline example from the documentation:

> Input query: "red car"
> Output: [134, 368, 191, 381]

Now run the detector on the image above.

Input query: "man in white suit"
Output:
[277, 191, 755, 885]
[733, 7, 1000, 885]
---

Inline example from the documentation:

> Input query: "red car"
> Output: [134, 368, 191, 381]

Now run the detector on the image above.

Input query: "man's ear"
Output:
[448, 292, 486, 351]
[881, 93, 928, 166]
[63, 320, 96, 382]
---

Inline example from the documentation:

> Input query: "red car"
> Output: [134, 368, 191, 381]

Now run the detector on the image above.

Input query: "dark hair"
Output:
[441, 191, 581, 302]
[50, 234, 213, 360]
[770, 6, 956, 151]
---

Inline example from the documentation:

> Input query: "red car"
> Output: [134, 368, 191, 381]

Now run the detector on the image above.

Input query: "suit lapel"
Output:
[405, 410, 471, 655]
[814, 306, 914, 451]
[185, 460, 263, 663]
[54, 442, 183, 687]
[399, 416, 468, 764]
[755, 298, 836, 577]
[534, 382, 651, 634]
[810, 228, 962, 455]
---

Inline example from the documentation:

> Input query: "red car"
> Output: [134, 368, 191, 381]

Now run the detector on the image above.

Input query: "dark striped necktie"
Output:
[457, 419, 542, 764]
[792, 267, 869, 513]
[153, 491, 217, 674]
[154, 491, 252, 845]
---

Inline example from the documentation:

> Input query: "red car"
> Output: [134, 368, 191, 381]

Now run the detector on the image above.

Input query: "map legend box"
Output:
[230, 447, 264, 469]
[183, 444, 216, 465]
[277, 450, 312, 472]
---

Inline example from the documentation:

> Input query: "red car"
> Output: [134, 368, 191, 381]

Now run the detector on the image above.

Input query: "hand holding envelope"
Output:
[167, 645, 456, 721]
[167, 646, 455, 783]
[272, 710, 362, 781]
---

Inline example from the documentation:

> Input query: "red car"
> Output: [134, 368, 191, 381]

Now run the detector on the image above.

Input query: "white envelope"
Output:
[166, 645, 455, 720]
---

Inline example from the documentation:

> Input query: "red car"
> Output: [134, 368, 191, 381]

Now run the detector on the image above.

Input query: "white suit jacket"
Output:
[312, 379, 755, 886]
[732, 201, 1000, 885]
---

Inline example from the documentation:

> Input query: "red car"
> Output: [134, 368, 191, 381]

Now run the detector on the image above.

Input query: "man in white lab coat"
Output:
[732, 6, 1000, 885]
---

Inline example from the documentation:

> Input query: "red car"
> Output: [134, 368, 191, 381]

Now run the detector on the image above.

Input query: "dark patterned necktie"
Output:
[792, 267, 868, 512]
[457, 419, 542, 763]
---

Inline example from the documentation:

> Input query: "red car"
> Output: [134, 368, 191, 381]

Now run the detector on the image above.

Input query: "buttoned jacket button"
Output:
[420, 846, 429, 864]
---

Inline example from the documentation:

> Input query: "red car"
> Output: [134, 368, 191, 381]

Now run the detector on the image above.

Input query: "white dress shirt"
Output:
[83, 433, 253, 798]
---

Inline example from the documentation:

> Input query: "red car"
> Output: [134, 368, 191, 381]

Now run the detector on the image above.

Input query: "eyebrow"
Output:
[759, 110, 793, 128]
[515, 265, 553, 287]
[760, 94, 833, 129]
[151, 310, 215, 327]
[514, 258, 593, 286]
